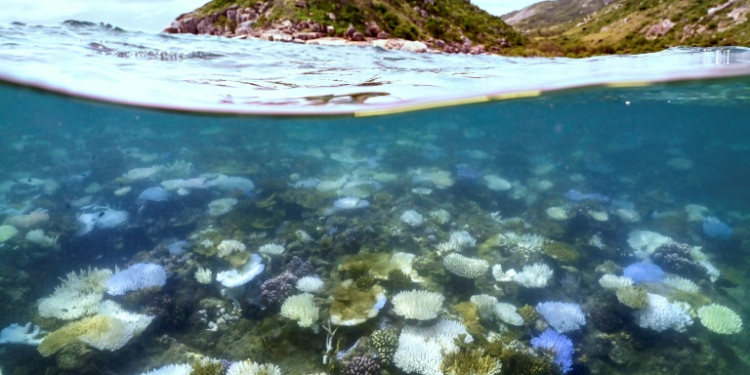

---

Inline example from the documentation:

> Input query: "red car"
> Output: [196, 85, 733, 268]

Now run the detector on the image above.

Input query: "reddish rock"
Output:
[197, 18, 216, 34]
[377, 31, 389, 39]
[326, 25, 335, 35]
[235, 21, 254, 35]
[366, 21, 380, 37]
[310, 22, 321, 32]
[345, 24, 357, 38]
[180, 17, 198, 34]
[163, 21, 180, 33]
[352, 32, 365, 41]
[434, 39, 445, 48]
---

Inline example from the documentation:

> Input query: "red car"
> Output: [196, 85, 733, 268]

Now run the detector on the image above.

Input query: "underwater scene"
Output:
[1, 22, 750, 375]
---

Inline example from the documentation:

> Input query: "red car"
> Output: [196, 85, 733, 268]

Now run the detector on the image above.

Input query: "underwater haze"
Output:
[0, 21, 750, 375]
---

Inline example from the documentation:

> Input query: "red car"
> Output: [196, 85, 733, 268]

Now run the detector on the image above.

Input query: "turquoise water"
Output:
[1, 21, 750, 375]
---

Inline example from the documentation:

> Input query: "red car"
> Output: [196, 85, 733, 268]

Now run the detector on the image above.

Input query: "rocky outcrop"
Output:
[163, 1, 498, 54]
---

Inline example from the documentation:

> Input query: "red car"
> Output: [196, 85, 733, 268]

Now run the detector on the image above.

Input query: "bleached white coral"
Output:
[636, 293, 692, 332]
[402, 319, 473, 354]
[106, 263, 167, 296]
[663, 275, 699, 293]
[470, 294, 498, 320]
[483, 175, 512, 191]
[0, 322, 45, 345]
[259, 243, 285, 257]
[122, 166, 162, 180]
[393, 332, 443, 375]
[598, 274, 634, 289]
[443, 253, 489, 278]
[208, 198, 238, 217]
[81, 300, 154, 351]
[536, 301, 586, 333]
[697, 304, 742, 334]
[217, 239, 246, 257]
[226, 360, 281, 375]
[25, 229, 58, 248]
[140, 364, 192, 375]
[494, 302, 524, 326]
[513, 263, 553, 288]
[698, 260, 720, 282]
[400, 209, 424, 227]
[216, 254, 265, 288]
[491, 264, 517, 282]
[627, 230, 673, 259]
[280, 293, 319, 328]
[436, 230, 476, 254]
[498, 232, 546, 258]
[296, 276, 325, 293]
[38, 267, 113, 320]
[194, 267, 212, 284]
[392, 290, 444, 320]
[209, 175, 255, 193]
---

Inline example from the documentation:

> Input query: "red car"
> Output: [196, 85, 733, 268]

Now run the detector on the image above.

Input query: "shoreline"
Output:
[163, 4, 495, 55]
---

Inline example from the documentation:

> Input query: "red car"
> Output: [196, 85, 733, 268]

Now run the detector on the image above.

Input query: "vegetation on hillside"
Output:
[193, 0, 525, 51]
[516, 0, 750, 57]
[502, 0, 618, 33]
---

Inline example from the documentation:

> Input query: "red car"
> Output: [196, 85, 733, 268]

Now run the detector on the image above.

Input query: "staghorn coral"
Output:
[355, 275, 377, 291]
[636, 293, 692, 332]
[615, 285, 649, 309]
[385, 269, 412, 292]
[517, 304, 538, 325]
[441, 348, 501, 375]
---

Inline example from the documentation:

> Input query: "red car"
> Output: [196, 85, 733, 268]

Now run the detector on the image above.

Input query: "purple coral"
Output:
[531, 329, 574, 374]
[341, 356, 381, 375]
[652, 243, 703, 279]
[286, 256, 314, 278]
[260, 272, 297, 306]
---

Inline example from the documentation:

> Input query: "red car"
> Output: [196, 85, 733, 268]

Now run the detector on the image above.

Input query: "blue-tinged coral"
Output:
[535, 302, 586, 333]
[530, 329, 574, 374]
[622, 262, 665, 284]
[106, 263, 167, 296]
[701, 216, 732, 239]
[138, 186, 170, 202]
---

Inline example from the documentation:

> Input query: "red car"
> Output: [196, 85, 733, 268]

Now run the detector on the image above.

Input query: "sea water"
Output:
[0, 21, 749, 375]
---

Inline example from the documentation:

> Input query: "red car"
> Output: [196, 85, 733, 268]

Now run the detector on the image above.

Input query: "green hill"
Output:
[502, 0, 618, 33]
[169, 0, 525, 53]
[513, 0, 750, 56]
